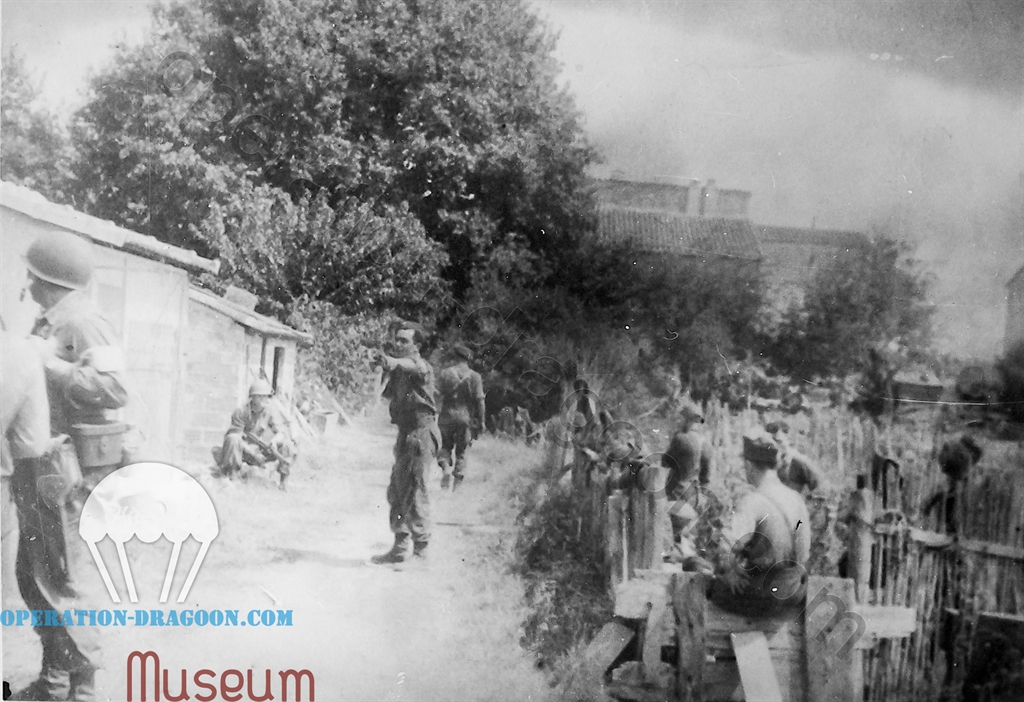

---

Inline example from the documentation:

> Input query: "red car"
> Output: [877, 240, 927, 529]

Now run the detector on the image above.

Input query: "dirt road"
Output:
[2, 410, 554, 702]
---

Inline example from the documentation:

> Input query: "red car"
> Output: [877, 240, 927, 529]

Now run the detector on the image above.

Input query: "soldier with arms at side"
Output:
[435, 344, 485, 491]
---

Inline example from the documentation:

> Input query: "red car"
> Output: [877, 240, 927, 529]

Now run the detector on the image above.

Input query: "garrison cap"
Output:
[742, 429, 779, 466]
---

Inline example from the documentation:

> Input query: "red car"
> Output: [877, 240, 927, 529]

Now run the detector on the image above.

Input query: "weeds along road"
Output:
[1, 407, 554, 702]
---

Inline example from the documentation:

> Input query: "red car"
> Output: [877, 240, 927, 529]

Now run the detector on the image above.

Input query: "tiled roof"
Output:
[1, 180, 220, 275]
[597, 207, 761, 260]
[757, 225, 868, 249]
[190, 287, 312, 344]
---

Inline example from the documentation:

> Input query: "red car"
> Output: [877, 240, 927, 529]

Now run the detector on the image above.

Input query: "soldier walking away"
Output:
[216, 379, 296, 490]
[15, 230, 130, 701]
[662, 399, 713, 548]
[710, 429, 811, 617]
[372, 321, 440, 564]
[435, 344, 485, 491]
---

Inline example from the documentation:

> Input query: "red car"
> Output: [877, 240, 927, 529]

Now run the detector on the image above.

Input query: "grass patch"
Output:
[513, 478, 614, 678]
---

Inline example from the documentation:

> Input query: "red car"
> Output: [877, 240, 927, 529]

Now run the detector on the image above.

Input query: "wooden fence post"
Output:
[674, 572, 706, 702]
[848, 474, 875, 603]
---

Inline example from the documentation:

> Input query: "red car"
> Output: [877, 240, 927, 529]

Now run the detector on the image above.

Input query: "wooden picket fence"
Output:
[560, 393, 1024, 701]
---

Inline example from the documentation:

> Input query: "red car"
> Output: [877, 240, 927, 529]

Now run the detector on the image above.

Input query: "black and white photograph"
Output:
[1, 1, 1022, 700]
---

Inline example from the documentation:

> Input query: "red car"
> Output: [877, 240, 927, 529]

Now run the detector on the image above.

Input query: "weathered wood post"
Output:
[848, 473, 875, 603]
[607, 489, 626, 592]
[674, 572, 706, 702]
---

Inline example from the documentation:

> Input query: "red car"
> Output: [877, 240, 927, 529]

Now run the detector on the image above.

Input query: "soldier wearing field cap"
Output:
[765, 420, 824, 494]
[710, 429, 810, 616]
[14, 230, 126, 701]
[217, 378, 295, 489]
[435, 344, 485, 491]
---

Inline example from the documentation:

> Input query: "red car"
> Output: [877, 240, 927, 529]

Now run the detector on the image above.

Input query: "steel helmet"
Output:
[25, 230, 94, 290]
[249, 379, 273, 397]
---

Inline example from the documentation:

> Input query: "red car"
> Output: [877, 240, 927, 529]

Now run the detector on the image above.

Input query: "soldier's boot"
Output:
[11, 667, 71, 701]
[412, 540, 429, 559]
[440, 473, 451, 490]
[371, 534, 411, 564]
[452, 459, 466, 491]
[68, 666, 97, 702]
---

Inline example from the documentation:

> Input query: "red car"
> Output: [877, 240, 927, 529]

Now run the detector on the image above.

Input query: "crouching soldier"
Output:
[436, 344, 485, 491]
[710, 430, 810, 617]
[217, 379, 296, 490]
[372, 322, 440, 564]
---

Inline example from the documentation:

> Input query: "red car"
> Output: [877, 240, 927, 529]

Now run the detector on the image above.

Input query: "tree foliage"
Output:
[66, 0, 595, 309]
[1, 51, 74, 198]
[772, 235, 933, 378]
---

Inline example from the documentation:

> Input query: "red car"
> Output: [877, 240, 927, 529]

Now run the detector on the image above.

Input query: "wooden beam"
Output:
[583, 621, 635, 675]
[732, 631, 783, 702]
[851, 605, 917, 647]
[675, 572, 706, 702]
[806, 576, 863, 702]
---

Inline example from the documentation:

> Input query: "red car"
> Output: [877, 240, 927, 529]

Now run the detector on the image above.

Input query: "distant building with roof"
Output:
[591, 176, 868, 305]
[1, 181, 311, 466]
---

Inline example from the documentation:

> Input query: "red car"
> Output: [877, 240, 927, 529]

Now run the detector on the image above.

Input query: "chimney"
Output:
[685, 178, 702, 214]
[224, 285, 259, 311]
[700, 179, 718, 216]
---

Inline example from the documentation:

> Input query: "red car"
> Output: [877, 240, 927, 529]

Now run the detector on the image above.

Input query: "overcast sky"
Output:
[2, 0, 1023, 358]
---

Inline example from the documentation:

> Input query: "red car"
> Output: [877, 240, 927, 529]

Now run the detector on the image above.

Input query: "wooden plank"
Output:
[731, 631, 784, 702]
[674, 572, 706, 702]
[850, 606, 917, 647]
[960, 538, 1024, 561]
[615, 577, 668, 620]
[583, 621, 635, 674]
[805, 576, 862, 702]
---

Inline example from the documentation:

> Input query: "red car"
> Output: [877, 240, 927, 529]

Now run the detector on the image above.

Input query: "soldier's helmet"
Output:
[678, 398, 705, 423]
[249, 379, 273, 397]
[25, 230, 95, 290]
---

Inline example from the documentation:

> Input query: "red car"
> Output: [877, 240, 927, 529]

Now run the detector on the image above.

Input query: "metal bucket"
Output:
[71, 422, 127, 468]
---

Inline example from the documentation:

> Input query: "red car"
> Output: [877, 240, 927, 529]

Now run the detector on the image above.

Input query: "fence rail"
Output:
[561, 393, 1024, 701]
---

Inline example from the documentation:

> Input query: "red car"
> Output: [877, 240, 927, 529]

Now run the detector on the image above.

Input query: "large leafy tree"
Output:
[772, 235, 933, 378]
[1, 51, 74, 198]
[67, 0, 595, 311]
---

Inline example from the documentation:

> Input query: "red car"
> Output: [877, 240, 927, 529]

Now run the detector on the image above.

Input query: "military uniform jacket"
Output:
[30, 291, 128, 434]
[382, 358, 438, 429]
[436, 364, 484, 427]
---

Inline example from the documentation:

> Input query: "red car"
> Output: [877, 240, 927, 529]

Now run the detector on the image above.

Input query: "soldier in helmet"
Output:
[217, 379, 296, 490]
[662, 399, 713, 546]
[765, 420, 824, 494]
[435, 344, 485, 491]
[13, 230, 127, 700]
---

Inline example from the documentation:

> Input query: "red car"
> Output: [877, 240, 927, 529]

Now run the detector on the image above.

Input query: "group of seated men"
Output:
[660, 401, 823, 616]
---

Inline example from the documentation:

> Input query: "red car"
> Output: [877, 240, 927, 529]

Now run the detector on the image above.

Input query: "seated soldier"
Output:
[709, 429, 811, 616]
[217, 379, 296, 490]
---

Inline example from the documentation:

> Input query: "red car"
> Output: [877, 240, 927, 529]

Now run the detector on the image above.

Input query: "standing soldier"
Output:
[372, 321, 440, 564]
[435, 344, 485, 491]
[14, 230, 128, 700]
[662, 399, 713, 547]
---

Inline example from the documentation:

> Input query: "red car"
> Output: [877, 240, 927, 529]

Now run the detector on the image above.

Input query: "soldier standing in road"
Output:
[435, 344, 485, 491]
[14, 230, 129, 701]
[217, 379, 296, 490]
[372, 321, 440, 564]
